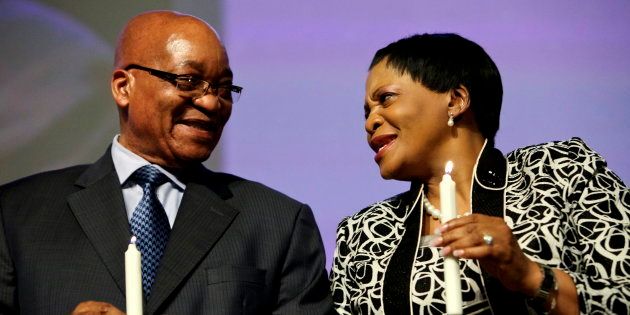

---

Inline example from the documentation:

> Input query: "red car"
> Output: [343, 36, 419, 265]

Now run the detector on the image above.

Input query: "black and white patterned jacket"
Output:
[331, 138, 630, 314]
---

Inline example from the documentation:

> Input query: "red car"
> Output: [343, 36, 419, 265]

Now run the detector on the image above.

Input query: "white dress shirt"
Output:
[110, 135, 185, 228]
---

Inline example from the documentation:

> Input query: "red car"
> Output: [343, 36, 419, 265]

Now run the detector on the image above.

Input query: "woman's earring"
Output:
[447, 112, 455, 127]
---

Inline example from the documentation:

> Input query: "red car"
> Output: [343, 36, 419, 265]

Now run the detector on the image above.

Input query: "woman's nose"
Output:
[365, 110, 383, 134]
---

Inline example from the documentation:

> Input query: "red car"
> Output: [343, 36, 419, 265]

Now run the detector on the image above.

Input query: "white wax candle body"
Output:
[439, 173, 458, 221]
[125, 238, 143, 315]
[440, 170, 463, 315]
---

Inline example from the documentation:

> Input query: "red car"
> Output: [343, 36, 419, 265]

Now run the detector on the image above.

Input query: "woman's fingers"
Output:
[433, 213, 538, 292]
[434, 214, 506, 257]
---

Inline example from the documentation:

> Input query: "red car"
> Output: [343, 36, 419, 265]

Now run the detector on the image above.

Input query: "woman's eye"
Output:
[379, 93, 395, 104]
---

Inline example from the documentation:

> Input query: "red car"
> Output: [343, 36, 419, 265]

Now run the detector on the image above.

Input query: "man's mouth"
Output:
[178, 119, 218, 132]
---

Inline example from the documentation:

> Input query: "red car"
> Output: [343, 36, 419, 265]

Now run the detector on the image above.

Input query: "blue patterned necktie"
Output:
[129, 165, 170, 298]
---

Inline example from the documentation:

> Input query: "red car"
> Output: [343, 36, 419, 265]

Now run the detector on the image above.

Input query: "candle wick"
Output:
[130, 235, 137, 244]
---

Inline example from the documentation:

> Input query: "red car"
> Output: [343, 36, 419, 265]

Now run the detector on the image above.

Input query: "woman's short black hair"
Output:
[370, 33, 503, 144]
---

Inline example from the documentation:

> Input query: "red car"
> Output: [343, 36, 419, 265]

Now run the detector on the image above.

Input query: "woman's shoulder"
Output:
[506, 137, 607, 172]
[337, 190, 415, 231]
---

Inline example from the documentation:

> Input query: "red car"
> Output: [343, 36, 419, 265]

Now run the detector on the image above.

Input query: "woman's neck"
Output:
[422, 136, 487, 214]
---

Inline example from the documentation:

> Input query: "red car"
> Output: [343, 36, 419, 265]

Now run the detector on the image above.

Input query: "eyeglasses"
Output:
[124, 64, 243, 103]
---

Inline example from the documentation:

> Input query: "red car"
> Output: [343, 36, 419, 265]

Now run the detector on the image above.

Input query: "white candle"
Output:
[440, 161, 463, 314]
[125, 236, 143, 315]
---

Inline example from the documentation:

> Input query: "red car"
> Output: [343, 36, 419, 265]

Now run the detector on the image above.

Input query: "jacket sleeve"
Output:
[557, 138, 630, 314]
[273, 204, 335, 315]
[0, 187, 18, 313]
[330, 217, 355, 315]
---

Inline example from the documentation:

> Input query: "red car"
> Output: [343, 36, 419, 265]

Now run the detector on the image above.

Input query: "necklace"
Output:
[422, 196, 442, 220]
[422, 195, 471, 220]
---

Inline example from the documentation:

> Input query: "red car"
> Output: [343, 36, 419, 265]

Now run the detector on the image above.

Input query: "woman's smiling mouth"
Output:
[369, 134, 397, 163]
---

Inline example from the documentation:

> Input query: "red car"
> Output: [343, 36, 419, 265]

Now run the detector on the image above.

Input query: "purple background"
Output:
[220, 0, 630, 267]
[1, 1, 629, 269]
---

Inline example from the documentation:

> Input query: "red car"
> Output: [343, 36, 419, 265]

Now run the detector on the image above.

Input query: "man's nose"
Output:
[193, 93, 223, 111]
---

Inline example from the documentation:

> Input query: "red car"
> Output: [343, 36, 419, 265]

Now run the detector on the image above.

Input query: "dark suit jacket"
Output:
[0, 151, 334, 314]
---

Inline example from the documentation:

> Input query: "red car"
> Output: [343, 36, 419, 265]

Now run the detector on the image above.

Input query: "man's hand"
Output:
[71, 301, 126, 315]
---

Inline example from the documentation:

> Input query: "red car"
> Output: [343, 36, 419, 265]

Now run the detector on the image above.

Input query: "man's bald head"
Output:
[114, 11, 224, 69]
[110, 10, 234, 168]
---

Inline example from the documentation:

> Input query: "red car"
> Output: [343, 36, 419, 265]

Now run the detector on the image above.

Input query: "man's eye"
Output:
[216, 86, 233, 99]
[176, 77, 203, 91]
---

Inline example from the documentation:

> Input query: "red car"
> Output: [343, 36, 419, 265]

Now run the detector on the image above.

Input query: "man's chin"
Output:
[167, 142, 216, 167]
[177, 149, 213, 164]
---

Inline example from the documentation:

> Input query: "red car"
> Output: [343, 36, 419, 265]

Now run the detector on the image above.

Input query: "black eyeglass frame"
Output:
[124, 64, 243, 102]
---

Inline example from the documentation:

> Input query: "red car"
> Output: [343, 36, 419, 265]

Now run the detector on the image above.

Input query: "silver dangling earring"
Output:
[447, 112, 455, 127]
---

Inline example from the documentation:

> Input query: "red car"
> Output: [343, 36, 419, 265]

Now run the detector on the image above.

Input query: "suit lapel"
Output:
[147, 179, 239, 313]
[67, 153, 240, 311]
[67, 151, 130, 296]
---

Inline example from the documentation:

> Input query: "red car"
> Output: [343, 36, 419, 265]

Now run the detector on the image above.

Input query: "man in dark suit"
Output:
[0, 10, 333, 314]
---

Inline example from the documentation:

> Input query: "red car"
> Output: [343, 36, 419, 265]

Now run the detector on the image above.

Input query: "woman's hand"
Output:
[430, 213, 541, 295]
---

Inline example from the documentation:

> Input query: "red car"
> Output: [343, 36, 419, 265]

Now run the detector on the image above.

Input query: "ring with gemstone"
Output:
[483, 234, 493, 246]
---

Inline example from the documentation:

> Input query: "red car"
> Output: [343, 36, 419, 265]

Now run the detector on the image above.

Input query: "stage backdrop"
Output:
[1, 0, 629, 269]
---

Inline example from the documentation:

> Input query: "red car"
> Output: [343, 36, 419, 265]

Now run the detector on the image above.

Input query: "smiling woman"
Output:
[364, 61, 458, 181]
[331, 33, 630, 315]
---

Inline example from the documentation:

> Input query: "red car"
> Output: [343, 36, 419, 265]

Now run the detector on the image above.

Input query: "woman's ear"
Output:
[111, 69, 131, 110]
[447, 84, 471, 118]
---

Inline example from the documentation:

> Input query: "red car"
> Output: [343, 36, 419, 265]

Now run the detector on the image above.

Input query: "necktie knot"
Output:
[131, 165, 168, 190]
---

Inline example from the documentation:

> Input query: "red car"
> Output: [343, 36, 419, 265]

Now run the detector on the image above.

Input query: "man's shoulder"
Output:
[0, 165, 91, 213]
[1, 164, 89, 193]
[206, 171, 306, 209]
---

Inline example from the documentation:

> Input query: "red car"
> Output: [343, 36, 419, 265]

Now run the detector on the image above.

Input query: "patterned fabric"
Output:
[411, 246, 490, 314]
[331, 138, 630, 314]
[129, 165, 170, 297]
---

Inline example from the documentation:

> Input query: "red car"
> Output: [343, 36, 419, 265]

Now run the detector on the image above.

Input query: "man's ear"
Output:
[447, 84, 471, 118]
[111, 69, 131, 110]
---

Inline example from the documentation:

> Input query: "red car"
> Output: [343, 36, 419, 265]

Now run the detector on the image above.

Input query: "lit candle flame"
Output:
[445, 161, 453, 175]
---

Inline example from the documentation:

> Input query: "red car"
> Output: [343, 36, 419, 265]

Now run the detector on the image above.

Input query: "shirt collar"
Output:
[110, 135, 186, 190]
[473, 139, 507, 190]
